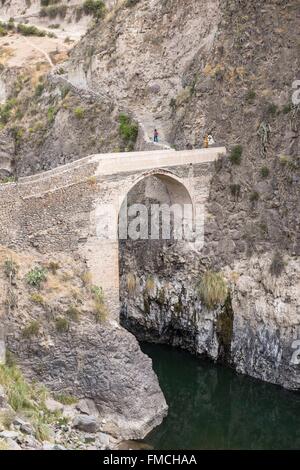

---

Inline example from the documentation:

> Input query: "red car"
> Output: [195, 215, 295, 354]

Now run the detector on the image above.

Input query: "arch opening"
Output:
[118, 172, 195, 243]
[118, 172, 198, 332]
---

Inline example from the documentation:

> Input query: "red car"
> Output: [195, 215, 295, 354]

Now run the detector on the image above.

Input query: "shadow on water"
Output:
[141, 343, 300, 450]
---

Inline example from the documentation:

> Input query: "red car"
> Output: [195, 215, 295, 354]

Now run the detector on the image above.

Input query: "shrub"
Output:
[125, 0, 140, 6]
[5, 288, 17, 312]
[40, 5, 67, 18]
[30, 293, 45, 305]
[0, 25, 8, 37]
[245, 89, 256, 103]
[282, 103, 292, 114]
[47, 106, 57, 123]
[169, 98, 176, 109]
[80, 270, 92, 286]
[60, 85, 70, 99]
[3, 258, 18, 280]
[55, 317, 69, 333]
[75, 6, 83, 21]
[91, 285, 108, 322]
[229, 183, 241, 199]
[48, 261, 60, 274]
[65, 305, 81, 322]
[22, 321, 40, 338]
[0, 409, 15, 429]
[87, 175, 97, 186]
[26, 267, 47, 288]
[119, 113, 138, 147]
[74, 107, 84, 119]
[54, 393, 77, 405]
[10, 126, 24, 146]
[83, 0, 106, 18]
[0, 176, 16, 184]
[145, 276, 155, 296]
[249, 191, 260, 202]
[126, 273, 137, 295]
[197, 271, 228, 309]
[40, 0, 60, 6]
[270, 252, 285, 277]
[0, 99, 16, 125]
[279, 154, 293, 167]
[214, 67, 224, 81]
[260, 166, 270, 178]
[229, 145, 243, 165]
[56, 66, 65, 75]
[265, 102, 278, 117]
[17, 23, 46, 37]
[259, 222, 268, 235]
[34, 83, 44, 97]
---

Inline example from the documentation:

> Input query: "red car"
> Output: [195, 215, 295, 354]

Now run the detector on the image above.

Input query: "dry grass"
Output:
[126, 273, 137, 295]
[47, 261, 60, 274]
[0, 409, 15, 430]
[87, 175, 97, 186]
[91, 285, 108, 323]
[30, 293, 45, 306]
[197, 271, 228, 309]
[0, 438, 9, 450]
[80, 270, 92, 287]
[65, 305, 81, 322]
[0, 362, 60, 442]
[22, 320, 40, 338]
[145, 276, 156, 296]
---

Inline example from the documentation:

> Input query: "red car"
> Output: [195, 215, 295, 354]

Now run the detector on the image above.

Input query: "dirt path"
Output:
[23, 36, 54, 68]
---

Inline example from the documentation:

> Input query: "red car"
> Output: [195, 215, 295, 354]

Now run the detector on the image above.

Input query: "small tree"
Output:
[229, 145, 243, 165]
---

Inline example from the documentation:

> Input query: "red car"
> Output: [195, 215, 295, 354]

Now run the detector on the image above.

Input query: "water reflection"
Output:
[142, 344, 300, 450]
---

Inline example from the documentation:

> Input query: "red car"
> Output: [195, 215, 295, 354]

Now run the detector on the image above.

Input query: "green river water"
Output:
[142, 344, 300, 450]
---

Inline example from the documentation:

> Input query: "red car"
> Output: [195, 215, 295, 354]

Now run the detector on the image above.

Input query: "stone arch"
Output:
[118, 170, 195, 243]
[118, 169, 194, 213]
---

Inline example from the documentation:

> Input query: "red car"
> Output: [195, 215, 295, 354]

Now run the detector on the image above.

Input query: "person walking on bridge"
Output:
[203, 134, 209, 148]
[154, 129, 159, 143]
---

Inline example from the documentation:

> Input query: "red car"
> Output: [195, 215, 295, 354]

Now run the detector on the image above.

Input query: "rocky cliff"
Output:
[0, 245, 167, 442]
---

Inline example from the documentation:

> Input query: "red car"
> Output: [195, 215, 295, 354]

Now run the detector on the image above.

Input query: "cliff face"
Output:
[0, 246, 167, 440]
[120, 244, 300, 391]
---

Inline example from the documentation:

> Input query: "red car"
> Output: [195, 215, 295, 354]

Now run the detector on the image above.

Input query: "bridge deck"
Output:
[18, 147, 226, 183]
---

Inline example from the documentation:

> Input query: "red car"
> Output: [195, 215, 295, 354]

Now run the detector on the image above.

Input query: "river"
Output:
[142, 343, 300, 450]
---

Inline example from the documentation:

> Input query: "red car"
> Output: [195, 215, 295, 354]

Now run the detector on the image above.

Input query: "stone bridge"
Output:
[0, 147, 225, 316]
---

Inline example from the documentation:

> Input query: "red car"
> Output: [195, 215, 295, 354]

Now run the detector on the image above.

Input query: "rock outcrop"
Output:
[121, 245, 300, 391]
[0, 247, 167, 440]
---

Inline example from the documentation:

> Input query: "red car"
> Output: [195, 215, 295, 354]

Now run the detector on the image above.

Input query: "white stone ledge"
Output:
[18, 147, 226, 185]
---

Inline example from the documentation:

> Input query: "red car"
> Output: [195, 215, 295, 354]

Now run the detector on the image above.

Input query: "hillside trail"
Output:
[50, 66, 172, 150]
[136, 109, 171, 149]
[23, 36, 54, 67]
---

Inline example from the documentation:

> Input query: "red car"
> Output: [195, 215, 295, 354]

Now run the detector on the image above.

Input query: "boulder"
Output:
[42, 442, 66, 450]
[76, 399, 99, 417]
[13, 417, 33, 435]
[0, 430, 19, 440]
[14, 324, 168, 440]
[6, 438, 21, 450]
[45, 398, 64, 413]
[72, 415, 99, 433]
